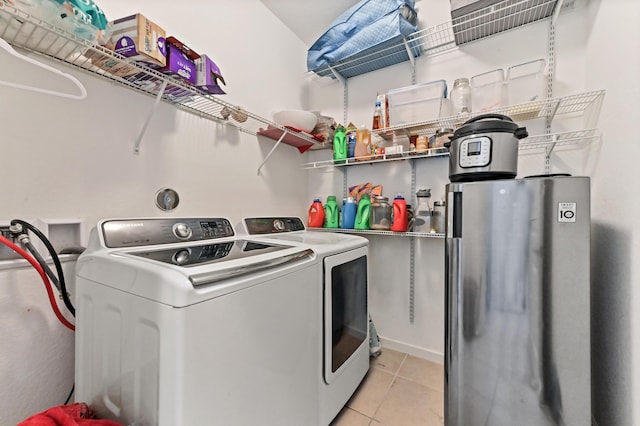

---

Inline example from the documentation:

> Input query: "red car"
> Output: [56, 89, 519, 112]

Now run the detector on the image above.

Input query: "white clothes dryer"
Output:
[75, 217, 325, 425]
[241, 217, 370, 425]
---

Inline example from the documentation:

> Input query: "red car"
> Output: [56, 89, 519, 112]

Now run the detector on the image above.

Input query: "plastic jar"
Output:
[371, 196, 392, 230]
[432, 200, 446, 233]
[414, 189, 432, 233]
[451, 78, 472, 114]
[416, 135, 428, 152]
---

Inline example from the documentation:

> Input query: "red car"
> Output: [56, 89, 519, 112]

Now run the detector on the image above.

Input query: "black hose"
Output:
[23, 239, 61, 292]
[64, 384, 74, 405]
[10, 219, 75, 317]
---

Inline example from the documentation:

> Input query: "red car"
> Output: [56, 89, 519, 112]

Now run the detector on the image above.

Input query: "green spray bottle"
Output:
[355, 194, 372, 230]
[333, 125, 347, 164]
[324, 195, 339, 228]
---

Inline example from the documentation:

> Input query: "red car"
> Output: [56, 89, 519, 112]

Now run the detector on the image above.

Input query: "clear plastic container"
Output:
[371, 196, 392, 230]
[506, 59, 546, 105]
[387, 80, 448, 126]
[471, 69, 506, 113]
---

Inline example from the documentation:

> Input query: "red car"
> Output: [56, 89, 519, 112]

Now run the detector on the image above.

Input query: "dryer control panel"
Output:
[101, 218, 235, 248]
[244, 217, 305, 235]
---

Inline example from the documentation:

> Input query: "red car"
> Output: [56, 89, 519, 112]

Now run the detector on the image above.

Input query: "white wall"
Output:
[0, 1, 311, 424]
[307, 0, 638, 424]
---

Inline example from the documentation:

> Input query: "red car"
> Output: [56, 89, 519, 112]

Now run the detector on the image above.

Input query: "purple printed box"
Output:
[157, 43, 197, 85]
[111, 14, 166, 67]
[195, 55, 226, 95]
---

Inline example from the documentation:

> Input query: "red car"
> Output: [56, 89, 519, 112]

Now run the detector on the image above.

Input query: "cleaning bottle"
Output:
[333, 125, 347, 164]
[390, 193, 408, 232]
[414, 189, 433, 233]
[354, 194, 372, 230]
[324, 195, 339, 228]
[307, 197, 325, 228]
[341, 196, 357, 229]
[354, 125, 372, 161]
[346, 122, 357, 159]
[372, 101, 383, 130]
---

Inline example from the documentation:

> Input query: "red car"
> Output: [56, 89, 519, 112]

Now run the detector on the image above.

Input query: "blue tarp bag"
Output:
[307, 0, 419, 78]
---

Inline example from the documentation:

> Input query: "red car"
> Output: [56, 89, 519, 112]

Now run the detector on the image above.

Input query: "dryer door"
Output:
[323, 245, 368, 384]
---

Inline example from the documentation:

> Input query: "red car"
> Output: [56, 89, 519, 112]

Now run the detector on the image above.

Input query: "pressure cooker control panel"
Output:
[459, 136, 492, 168]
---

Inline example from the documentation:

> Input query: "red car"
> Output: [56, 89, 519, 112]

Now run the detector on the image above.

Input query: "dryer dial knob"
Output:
[172, 249, 191, 265]
[173, 223, 192, 240]
[273, 219, 285, 232]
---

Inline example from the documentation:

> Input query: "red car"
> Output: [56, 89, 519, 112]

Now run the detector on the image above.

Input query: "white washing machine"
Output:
[75, 217, 326, 425]
[241, 217, 370, 425]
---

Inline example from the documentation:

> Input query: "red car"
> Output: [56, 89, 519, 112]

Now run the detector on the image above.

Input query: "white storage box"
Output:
[387, 80, 447, 126]
[471, 68, 506, 113]
[506, 59, 546, 105]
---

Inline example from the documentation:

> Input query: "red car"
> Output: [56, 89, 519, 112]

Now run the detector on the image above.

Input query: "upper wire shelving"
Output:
[307, 0, 574, 81]
[373, 90, 605, 139]
[0, 3, 327, 153]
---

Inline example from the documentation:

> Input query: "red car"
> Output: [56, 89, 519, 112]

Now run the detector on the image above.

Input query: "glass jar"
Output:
[450, 78, 472, 114]
[371, 196, 392, 230]
[432, 201, 446, 234]
[433, 128, 454, 149]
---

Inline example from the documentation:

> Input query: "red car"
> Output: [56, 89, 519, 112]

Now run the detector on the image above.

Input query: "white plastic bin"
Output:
[471, 69, 506, 113]
[387, 80, 447, 126]
[506, 59, 546, 105]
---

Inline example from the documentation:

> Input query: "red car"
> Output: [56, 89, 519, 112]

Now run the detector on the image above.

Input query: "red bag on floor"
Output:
[17, 402, 123, 426]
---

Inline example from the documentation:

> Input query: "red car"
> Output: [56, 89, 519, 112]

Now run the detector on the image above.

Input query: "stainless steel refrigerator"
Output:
[445, 175, 591, 425]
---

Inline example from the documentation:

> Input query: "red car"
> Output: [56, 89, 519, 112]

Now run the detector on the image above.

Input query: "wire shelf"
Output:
[308, 227, 445, 239]
[519, 128, 601, 151]
[303, 148, 449, 169]
[305, 127, 601, 170]
[0, 3, 322, 149]
[308, 0, 573, 80]
[373, 90, 605, 139]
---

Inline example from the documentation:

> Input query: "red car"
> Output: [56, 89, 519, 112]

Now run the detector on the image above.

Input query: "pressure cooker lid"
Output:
[453, 114, 528, 139]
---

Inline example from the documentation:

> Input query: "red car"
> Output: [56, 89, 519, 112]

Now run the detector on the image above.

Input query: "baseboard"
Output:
[378, 335, 444, 365]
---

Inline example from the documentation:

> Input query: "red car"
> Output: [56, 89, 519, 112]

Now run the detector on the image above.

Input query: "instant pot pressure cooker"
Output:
[445, 114, 528, 182]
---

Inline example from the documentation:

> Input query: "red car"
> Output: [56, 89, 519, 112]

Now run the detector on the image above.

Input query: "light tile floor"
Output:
[331, 348, 444, 426]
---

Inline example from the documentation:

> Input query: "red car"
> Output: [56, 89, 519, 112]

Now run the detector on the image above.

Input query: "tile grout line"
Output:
[369, 352, 409, 423]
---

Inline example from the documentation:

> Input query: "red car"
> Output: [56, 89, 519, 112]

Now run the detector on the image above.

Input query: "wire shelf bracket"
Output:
[134, 80, 168, 155]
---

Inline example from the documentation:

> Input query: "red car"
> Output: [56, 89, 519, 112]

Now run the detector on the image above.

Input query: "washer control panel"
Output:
[244, 217, 305, 235]
[101, 218, 235, 248]
[459, 136, 492, 168]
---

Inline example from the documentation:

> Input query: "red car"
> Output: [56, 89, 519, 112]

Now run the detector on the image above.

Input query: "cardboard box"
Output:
[158, 43, 197, 85]
[111, 14, 166, 67]
[195, 55, 226, 95]
[84, 49, 140, 77]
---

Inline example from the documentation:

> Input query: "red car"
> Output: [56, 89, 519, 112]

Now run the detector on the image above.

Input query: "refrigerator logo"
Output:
[558, 203, 577, 223]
